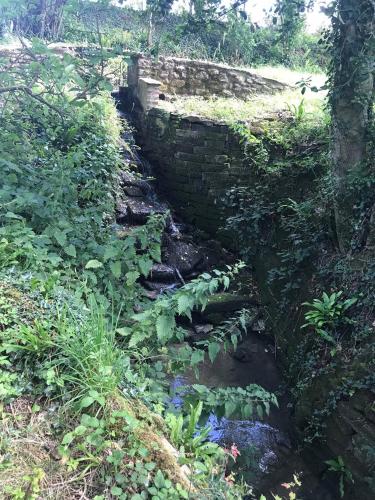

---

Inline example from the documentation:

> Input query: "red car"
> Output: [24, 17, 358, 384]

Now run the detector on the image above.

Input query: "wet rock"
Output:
[124, 185, 144, 197]
[194, 240, 229, 272]
[232, 345, 255, 363]
[119, 170, 151, 195]
[149, 263, 176, 282]
[194, 324, 214, 336]
[117, 198, 166, 224]
[190, 323, 215, 342]
[143, 281, 178, 294]
[162, 238, 203, 276]
[165, 215, 181, 238]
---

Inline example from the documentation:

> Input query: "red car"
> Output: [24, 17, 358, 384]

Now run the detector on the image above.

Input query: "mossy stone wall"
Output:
[133, 107, 250, 240]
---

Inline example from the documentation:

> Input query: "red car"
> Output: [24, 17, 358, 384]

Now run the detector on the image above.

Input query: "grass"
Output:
[0, 399, 80, 499]
[53, 304, 125, 409]
[159, 66, 327, 128]
[160, 89, 326, 126]
[251, 66, 326, 87]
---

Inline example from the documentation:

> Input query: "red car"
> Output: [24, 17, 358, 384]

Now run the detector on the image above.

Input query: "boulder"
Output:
[117, 198, 166, 224]
[149, 263, 176, 282]
[162, 238, 202, 276]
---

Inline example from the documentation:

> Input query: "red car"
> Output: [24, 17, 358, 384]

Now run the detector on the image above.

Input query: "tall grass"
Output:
[53, 301, 125, 409]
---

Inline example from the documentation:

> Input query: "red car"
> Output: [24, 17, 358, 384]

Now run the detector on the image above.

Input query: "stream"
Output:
[113, 98, 336, 499]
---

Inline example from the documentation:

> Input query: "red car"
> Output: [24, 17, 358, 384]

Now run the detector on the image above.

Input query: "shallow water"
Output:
[171, 334, 335, 499]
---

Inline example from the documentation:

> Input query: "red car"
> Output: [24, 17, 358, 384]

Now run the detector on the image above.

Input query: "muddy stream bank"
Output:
[113, 101, 337, 499]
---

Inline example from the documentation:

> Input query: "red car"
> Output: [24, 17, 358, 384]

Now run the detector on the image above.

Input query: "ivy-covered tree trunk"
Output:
[330, 0, 375, 253]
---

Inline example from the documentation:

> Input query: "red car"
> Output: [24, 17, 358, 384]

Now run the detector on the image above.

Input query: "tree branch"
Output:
[0, 85, 65, 123]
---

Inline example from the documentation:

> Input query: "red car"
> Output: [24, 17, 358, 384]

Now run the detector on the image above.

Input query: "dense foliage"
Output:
[0, 0, 374, 498]
[1, 1, 327, 70]
[0, 36, 273, 499]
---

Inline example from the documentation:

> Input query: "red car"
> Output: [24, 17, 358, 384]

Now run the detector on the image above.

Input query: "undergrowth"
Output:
[0, 41, 275, 499]
[222, 78, 375, 495]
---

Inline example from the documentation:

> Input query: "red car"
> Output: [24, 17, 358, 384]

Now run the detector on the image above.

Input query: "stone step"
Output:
[119, 170, 151, 195]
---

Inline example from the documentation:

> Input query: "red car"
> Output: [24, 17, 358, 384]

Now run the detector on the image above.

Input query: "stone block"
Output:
[204, 154, 229, 165]
[174, 151, 202, 162]
[138, 77, 162, 112]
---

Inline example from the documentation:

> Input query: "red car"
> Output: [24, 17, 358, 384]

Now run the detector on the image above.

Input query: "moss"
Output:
[108, 395, 194, 491]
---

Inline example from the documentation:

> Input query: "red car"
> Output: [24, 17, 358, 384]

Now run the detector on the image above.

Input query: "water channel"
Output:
[113, 99, 337, 499]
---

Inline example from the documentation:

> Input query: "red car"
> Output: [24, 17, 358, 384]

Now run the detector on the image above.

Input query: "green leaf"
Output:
[192, 384, 207, 394]
[223, 276, 230, 289]
[138, 257, 153, 277]
[153, 470, 165, 489]
[85, 259, 103, 269]
[191, 349, 204, 366]
[65, 244, 76, 257]
[177, 295, 192, 316]
[208, 342, 220, 363]
[78, 396, 95, 409]
[54, 229, 67, 247]
[103, 245, 119, 261]
[125, 270, 140, 285]
[128, 329, 149, 348]
[224, 401, 236, 417]
[116, 327, 132, 337]
[156, 314, 175, 342]
[61, 432, 74, 445]
[111, 486, 123, 496]
[110, 261, 122, 279]
[81, 414, 100, 428]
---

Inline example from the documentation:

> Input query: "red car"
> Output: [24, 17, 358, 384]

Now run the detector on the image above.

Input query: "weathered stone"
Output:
[203, 293, 255, 314]
[119, 198, 166, 224]
[123, 185, 144, 197]
[149, 263, 176, 282]
[162, 239, 202, 276]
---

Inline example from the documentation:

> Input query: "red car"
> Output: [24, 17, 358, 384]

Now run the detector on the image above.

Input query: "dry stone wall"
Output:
[128, 54, 288, 98]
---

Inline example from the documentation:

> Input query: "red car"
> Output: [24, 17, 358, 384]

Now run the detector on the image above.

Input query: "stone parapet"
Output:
[127, 54, 288, 98]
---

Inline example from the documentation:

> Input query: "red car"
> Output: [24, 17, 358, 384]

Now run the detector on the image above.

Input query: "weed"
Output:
[302, 291, 358, 345]
[325, 456, 354, 498]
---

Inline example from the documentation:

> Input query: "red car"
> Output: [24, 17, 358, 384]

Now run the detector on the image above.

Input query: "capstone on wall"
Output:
[128, 54, 288, 98]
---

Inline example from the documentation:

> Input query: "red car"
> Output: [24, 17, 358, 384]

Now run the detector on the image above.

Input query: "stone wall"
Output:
[125, 102, 375, 498]
[128, 54, 288, 98]
[131, 107, 250, 239]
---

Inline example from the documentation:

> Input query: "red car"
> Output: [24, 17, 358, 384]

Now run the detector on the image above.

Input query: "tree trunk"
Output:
[330, 0, 375, 252]
[147, 11, 153, 48]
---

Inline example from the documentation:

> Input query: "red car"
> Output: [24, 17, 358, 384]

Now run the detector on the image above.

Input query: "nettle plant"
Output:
[0, 41, 168, 307]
